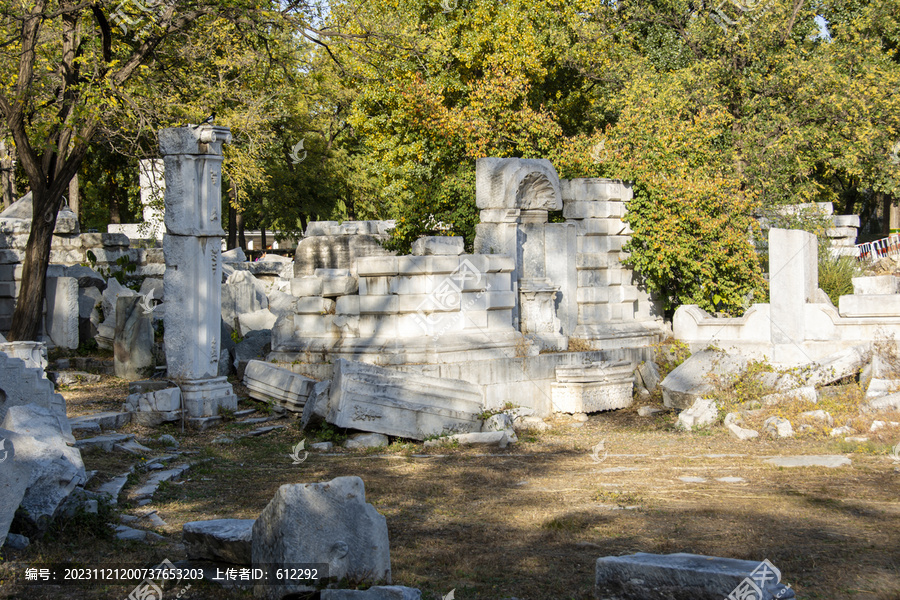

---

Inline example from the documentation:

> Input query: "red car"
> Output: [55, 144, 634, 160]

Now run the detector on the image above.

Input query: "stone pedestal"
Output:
[551, 360, 634, 413]
[161, 125, 236, 420]
[519, 278, 566, 351]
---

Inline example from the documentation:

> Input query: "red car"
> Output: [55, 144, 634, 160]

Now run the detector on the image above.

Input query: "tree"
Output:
[0, 0, 242, 340]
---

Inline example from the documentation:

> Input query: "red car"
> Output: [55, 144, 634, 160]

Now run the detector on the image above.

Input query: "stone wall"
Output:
[561, 178, 662, 343]
[0, 231, 164, 336]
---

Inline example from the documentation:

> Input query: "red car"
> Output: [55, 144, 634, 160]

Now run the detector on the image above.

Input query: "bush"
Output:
[818, 253, 861, 305]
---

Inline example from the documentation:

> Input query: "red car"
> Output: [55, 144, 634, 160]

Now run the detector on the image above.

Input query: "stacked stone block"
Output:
[561, 178, 660, 339]
[283, 249, 516, 345]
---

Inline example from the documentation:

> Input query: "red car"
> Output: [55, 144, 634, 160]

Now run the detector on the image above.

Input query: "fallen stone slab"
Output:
[69, 419, 101, 433]
[300, 380, 330, 430]
[241, 425, 286, 438]
[764, 455, 850, 468]
[183, 519, 254, 565]
[424, 431, 511, 449]
[326, 359, 483, 441]
[636, 360, 661, 393]
[594, 552, 795, 600]
[243, 360, 315, 413]
[661, 350, 748, 409]
[113, 524, 165, 542]
[805, 344, 871, 387]
[252, 476, 391, 599]
[321, 588, 422, 600]
[114, 439, 153, 454]
[96, 470, 132, 505]
[75, 433, 134, 452]
[131, 464, 191, 502]
[637, 406, 664, 417]
[1, 406, 87, 528]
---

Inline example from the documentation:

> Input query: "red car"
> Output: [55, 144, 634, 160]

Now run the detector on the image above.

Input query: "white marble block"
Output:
[551, 360, 634, 413]
[45, 277, 79, 349]
[326, 358, 483, 440]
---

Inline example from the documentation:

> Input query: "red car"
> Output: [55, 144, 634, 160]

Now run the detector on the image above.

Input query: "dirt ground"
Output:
[1, 374, 899, 600]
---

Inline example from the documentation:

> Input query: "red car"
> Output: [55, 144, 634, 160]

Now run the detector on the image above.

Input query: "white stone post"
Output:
[769, 228, 818, 365]
[160, 125, 236, 421]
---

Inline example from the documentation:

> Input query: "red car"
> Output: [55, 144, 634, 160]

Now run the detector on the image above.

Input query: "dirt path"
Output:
[1, 378, 898, 600]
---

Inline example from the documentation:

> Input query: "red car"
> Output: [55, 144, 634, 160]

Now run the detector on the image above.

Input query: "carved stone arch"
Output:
[515, 172, 557, 211]
[475, 158, 562, 211]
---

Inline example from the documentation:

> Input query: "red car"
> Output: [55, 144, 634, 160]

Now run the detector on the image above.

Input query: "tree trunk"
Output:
[260, 226, 267, 251]
[237, 210, 246, 250]
[228, 201, 236, 249]
[8, 189, 58, 340]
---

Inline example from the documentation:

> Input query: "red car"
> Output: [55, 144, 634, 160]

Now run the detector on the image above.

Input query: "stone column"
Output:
[769, 228, 817, 365]
[160, 125, 236, 422]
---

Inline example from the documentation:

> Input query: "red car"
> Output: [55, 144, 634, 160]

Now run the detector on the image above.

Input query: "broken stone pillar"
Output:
[519, 278, 565, 351]
[161, 125, 236, 421]
[114, 296, 155, 381]
[768, 229, 817, 365]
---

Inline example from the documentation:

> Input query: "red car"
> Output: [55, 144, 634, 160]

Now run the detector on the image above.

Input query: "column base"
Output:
[180, 377, 236, 417]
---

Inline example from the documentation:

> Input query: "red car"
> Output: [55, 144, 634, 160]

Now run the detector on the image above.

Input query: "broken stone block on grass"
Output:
[761, 386, 817, 406]
[675, 398, 718, 430]
[661, 350, 748, 409]
[724, 413, 758, 440]
[763, 416, 794, 438]
[183, 519, 254, 565]
[326, 359, 482, 441]
[1, 407, 86, 531]
[344, 433, 389, 449]
[243, 360, 315, 413]
[423, 431, 511, 449]
[594, 552, 794, 600]
[252, 476, 391, 599]
[764, 455, 850, 468]
[0, 429, 32, 546]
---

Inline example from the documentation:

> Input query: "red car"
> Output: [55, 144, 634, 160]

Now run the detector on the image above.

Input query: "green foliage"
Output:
[818, 254, 863, 306]
[308, 422, 348, 445]
[381, 165, 479, 254]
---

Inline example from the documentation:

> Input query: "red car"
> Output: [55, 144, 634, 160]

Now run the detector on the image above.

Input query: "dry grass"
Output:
[1, 377, 899, 600]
